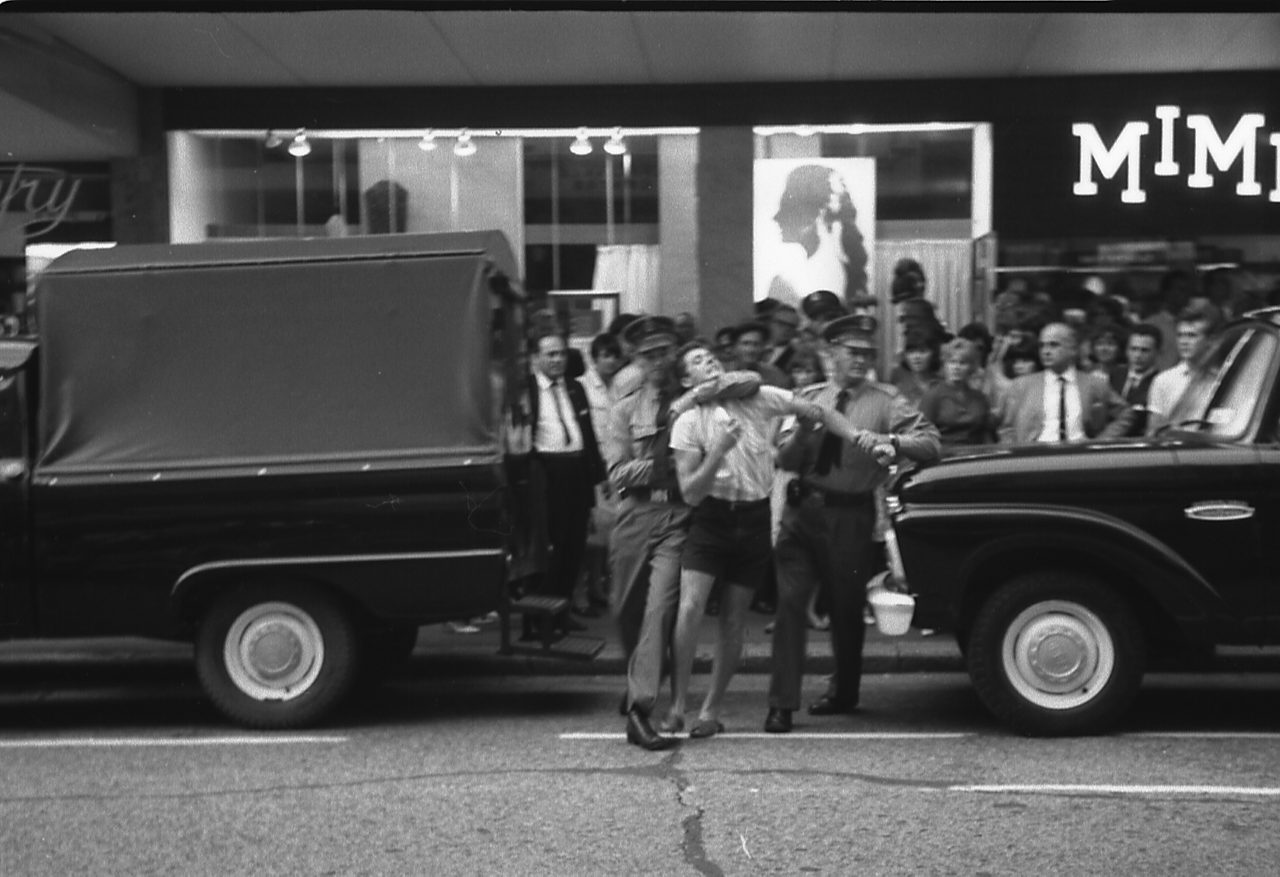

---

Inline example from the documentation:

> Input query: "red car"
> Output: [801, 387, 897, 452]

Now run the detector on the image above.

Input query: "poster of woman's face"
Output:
[753, 158, 876, 309]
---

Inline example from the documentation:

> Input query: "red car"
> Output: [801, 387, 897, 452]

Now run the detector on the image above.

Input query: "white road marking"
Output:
[561, 731, 970, 740]
[949, 784, 1280, 797]
[1122, 732, 1280, 739]
[0, 735, 347, 749]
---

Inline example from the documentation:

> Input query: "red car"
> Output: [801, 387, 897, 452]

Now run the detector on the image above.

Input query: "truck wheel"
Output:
[196, 586, 358, 729]
[967, 573, 1144, 736]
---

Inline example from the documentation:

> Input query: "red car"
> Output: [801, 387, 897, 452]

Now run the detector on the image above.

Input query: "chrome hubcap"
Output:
[224, 601, 324, 702]
[1002, 600, 1114, 710]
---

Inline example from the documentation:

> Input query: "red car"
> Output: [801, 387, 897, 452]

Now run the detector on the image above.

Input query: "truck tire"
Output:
[967, 572, 1145, 737]
[196, 585, 359, 729]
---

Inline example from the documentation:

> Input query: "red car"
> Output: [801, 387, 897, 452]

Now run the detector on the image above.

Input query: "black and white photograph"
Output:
[2, 5, 1280, 875]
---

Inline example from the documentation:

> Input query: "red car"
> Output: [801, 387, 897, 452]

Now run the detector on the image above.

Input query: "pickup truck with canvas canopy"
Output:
[0, 231, 599, 728]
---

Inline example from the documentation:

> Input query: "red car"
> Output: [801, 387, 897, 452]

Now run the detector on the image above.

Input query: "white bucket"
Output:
[868, 585, 915, 636]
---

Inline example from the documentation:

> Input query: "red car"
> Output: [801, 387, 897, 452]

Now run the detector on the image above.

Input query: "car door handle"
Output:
[1184, 500, 1254, 521]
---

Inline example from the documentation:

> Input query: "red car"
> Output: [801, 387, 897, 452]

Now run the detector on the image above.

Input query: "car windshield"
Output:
[1167, 326, 1277, 439]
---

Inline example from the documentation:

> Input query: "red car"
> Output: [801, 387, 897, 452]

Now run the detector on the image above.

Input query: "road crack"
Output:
[662, 750, 723, 877]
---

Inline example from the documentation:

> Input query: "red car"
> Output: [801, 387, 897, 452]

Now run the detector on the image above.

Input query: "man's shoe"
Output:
[808, 695, 858, 716]
[764, 708, 793, 734]
[626, 708, 678, 751]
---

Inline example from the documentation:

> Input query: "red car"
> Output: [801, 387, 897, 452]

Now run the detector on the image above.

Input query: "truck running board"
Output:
[498, 595, 605, 661]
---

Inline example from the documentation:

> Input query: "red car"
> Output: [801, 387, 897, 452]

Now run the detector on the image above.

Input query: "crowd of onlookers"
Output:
[483, 259, 1278, 746]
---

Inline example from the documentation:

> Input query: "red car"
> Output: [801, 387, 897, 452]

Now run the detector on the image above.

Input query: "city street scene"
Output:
[1, 6, 1280, 875]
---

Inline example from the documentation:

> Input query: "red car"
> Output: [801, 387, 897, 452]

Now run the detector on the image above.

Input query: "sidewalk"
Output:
[6, 610, 1280, 677]
[416, 607, 965, 677]
[0, 609, 963, 677]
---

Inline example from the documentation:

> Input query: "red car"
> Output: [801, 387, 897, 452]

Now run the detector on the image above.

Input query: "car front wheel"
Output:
[968, 573, 1145, 736]
[196, 585, 359, 729]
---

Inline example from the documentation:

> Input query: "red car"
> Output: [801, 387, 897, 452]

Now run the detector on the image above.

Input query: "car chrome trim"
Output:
[174, 549, 505, 591]
[1184, 501, 1255, 521]
[894, 502, 1213, 590]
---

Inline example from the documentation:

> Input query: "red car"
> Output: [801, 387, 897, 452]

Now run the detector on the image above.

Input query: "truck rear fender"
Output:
[170, 549, 507, 627]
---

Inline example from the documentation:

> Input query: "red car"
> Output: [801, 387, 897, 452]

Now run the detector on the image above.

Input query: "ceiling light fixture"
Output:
[453, 130, 477, 157]
[287, 130, 312, 157]
[569, 127, 593, 156]
[418, 130, 438, 151]
[603, 128, 627, 155]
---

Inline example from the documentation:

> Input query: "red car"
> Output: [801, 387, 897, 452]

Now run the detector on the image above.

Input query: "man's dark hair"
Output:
[1128, 322, 1163, 350]
[675, 339, 714, 382]
[1178, 303, 1225, 336]
[957, 321, 993, 359]
[589, 332, 622, 361]
[608, 312, 642, 337]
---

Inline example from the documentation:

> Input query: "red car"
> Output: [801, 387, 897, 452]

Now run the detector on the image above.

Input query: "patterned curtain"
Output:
[874, 239, 974, 362]
[593, 245, 662, 315]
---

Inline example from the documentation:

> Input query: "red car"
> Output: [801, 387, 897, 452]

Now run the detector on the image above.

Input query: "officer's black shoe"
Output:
[626, 707, 679, 751]
[764, 708, 793, 734]
[808, 695, 858, 716]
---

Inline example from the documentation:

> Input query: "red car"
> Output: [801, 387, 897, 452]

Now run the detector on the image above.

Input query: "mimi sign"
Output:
[1073, 106, 1280, 204]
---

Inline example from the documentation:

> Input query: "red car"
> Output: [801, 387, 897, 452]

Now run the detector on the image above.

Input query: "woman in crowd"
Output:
[919, 338, 993, 448]
[890, 327, 941, 407]
[1085, 322, 1126, 379]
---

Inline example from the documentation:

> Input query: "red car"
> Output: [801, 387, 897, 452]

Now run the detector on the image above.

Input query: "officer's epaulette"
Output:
[796, 381, 830, 400]
[618, 382, 645, 401]
[865, 380, 901, 398]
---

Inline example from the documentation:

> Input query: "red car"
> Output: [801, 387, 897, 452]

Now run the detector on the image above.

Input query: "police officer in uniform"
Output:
[764, 314, 941, 733]
[604, 316, 688, 751]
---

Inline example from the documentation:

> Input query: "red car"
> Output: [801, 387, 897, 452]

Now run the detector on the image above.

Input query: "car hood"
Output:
[892, 434, 1222, 505]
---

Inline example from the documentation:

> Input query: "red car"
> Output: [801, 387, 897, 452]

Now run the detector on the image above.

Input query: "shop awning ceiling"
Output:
[0, 9, 1278, 160]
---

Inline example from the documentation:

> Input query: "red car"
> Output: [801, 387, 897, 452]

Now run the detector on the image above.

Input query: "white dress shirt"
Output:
[534, 371, 584, 453]
[1038, 367, 1085, 442]
[1146, 361, 1194, 431]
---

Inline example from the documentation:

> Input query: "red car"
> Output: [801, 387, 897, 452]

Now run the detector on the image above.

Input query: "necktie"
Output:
[815, 389, 851, 475]
[551, 380, 571, 446]
[1121, 371, 1136, 400]
[1057, 375, 1069, 441]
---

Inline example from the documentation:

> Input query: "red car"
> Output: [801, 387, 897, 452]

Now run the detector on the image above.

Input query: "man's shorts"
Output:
[681, 496, 773, 592]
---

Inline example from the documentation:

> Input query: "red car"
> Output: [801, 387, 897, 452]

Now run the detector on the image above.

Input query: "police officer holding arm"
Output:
[765, 314, 941, 733]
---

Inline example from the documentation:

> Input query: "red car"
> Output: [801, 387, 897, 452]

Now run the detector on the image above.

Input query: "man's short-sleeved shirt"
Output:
[669, 385, 795, 502]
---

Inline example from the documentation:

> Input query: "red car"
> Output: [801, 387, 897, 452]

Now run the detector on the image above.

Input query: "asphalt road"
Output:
[3, 671, 1280, 875]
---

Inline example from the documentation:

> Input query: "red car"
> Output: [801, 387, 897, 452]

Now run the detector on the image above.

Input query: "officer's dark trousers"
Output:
[768, 495, 876, 710]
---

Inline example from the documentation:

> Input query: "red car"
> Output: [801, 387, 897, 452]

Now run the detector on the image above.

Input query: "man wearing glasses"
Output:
[764, 314, 940, 734]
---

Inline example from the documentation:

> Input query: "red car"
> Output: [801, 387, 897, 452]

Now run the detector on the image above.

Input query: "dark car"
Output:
[885, 308, 1280, 735]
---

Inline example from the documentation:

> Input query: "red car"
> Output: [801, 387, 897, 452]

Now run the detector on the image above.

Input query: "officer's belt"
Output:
[797, 482, 875, 508]
[621, 486, 675, 504]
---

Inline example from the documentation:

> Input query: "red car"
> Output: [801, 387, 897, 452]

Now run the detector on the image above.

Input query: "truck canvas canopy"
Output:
[33, 231, 518, 475]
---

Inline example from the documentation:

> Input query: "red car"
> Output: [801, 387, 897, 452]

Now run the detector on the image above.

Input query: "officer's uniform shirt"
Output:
[605, 383, 682, 499]
[785, 380, 940, 496]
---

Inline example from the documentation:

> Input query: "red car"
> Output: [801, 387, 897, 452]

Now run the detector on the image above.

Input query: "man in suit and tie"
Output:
[528, 327, 607, 624]
[1108, 323, 1163, 436]
[998, 322, 1133, 444]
